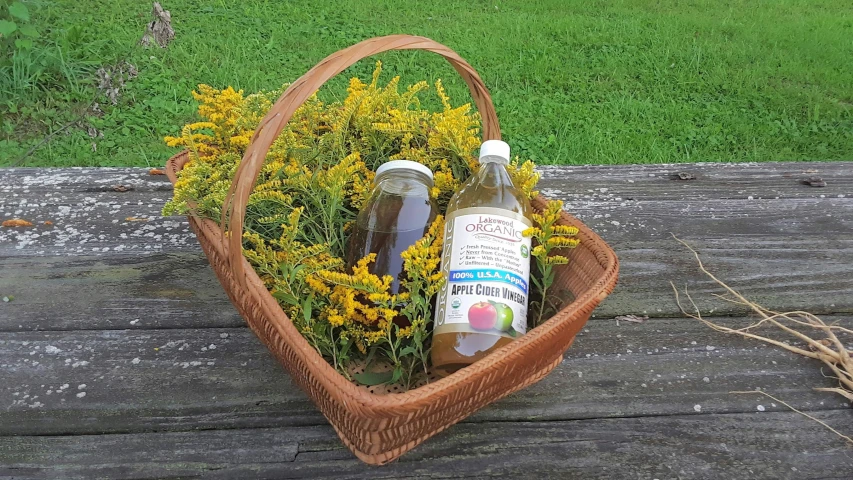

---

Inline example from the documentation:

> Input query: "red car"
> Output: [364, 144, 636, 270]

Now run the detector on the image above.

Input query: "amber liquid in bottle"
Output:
[346, 164, 438, 324]
[431, 145, 532, 377]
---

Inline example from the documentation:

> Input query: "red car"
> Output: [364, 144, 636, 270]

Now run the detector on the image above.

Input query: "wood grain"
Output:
[1, 316, 849, 436]
[3, 164, 850, 256]
[0, 253, 242, 331]
[537, 161, 852, 201]
[1, 411, 851, 479]
[2, 165, 852, 473]
[2, 235, 850, 332]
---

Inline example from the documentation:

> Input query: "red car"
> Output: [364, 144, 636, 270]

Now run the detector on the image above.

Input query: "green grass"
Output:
[2, 0, 852, 167]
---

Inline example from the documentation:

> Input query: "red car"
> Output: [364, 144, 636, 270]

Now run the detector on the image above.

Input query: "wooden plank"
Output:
[3, 164, 851, 256]
[1, 317, 849, 436]
[4, 163, 851, 199]
[3, 171, 851, 318]
[1, 166, 851, 475]
[0, 167, 173, 193]
[0, 194, 198, 256]
[1, 410, 851, 479]
[3, 167, 851, 320]
[4, 192, 850, 253]
[593, 236, 853, 318]
[2, 234, 851, 332]
[565, 197, 853, 242]
[0, 253, 242, 331]
[537, 161, 852, 201]
[3, 193, 850, 253]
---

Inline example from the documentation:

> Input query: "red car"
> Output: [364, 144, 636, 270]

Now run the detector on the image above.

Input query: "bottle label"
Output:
[434, 207, 532, 339]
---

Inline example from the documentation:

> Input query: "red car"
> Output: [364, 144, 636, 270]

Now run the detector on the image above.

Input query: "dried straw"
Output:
[670, 234, 852, 444]
[730, 391, 852, 445]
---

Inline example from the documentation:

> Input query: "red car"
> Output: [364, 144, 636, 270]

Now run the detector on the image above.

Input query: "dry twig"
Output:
[730, 391, 852, 445]
[669, 234, 853, 402]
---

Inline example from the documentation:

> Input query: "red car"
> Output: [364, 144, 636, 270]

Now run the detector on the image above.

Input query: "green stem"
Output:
[385, 322, 399, 367]
[536, 263, 551, 327]
[330, 327, 339, 372]
[406, 357, 417, 390]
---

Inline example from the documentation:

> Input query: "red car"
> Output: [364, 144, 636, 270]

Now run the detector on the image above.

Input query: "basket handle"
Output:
[222, 34, 501, 280]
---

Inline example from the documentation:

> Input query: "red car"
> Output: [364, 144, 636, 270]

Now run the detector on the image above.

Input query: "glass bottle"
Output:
[431, 140, 533, 377]
[346, 160, 438, 298]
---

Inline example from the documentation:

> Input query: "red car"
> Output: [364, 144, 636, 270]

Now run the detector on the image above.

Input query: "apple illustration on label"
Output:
[492, 302, 514, 332]
[468, 302, 497, 330]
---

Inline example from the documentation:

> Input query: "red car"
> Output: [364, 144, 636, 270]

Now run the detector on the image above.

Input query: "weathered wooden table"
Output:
[1, 162, 851, 479]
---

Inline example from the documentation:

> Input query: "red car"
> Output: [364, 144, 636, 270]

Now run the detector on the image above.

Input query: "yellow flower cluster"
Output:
[507, 157, 541, 199]
[162, 62, 548, 387]
[399, 216, 446, 296]
[522, 199, 581, 326]
[311, 255, 399, 352]
[524, 200, 580, 266]
[241, 207, 342, 306]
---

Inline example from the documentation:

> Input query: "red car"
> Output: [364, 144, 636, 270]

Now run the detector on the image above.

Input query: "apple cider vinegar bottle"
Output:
[431, 140, 533, 377]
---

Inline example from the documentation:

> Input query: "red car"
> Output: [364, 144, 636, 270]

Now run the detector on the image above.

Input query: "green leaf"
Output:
[65, 25, 82, 43]
[272, 290, 299, 306]
[338, 337, 353, 358]
[390, 365, 403, 384]
[312, 321, 326, 337]
[287, 264, 306, 284]
[19, 24, 38, 38]
[14, 38, 33, 49]
[364, 345, 378, 366]
[9, 2, 30, 21]
[399, 346, 417, 357]
[353, 370, 394, 386]
[301, 297, 313, 323]
[529, 275, 543, 290]
[0, 19, 17, 37]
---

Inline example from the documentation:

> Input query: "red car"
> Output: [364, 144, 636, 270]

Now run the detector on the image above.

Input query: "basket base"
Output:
[165, 149, 616, 465]
[337, 355, 564, 465]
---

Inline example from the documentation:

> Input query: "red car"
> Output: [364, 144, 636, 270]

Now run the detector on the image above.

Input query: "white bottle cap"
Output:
[479, 140, 511, 163]
[375, 160, 434, 180]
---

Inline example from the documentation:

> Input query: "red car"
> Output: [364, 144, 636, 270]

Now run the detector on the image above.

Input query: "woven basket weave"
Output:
[164, 35, 618, 464]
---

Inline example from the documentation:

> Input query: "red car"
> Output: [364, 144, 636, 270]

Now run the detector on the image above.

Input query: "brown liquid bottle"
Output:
[431, 140, 533, 377]
[346, 160, 438, 305]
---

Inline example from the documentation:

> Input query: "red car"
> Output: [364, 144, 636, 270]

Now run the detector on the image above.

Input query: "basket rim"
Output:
[165, 150, 619, 410]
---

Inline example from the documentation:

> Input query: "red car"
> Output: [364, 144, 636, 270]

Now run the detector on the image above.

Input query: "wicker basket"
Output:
[164, 35, 618, 464]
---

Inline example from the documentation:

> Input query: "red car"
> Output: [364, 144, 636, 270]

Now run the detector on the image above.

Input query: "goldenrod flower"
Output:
[161, 62, 551, 385]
